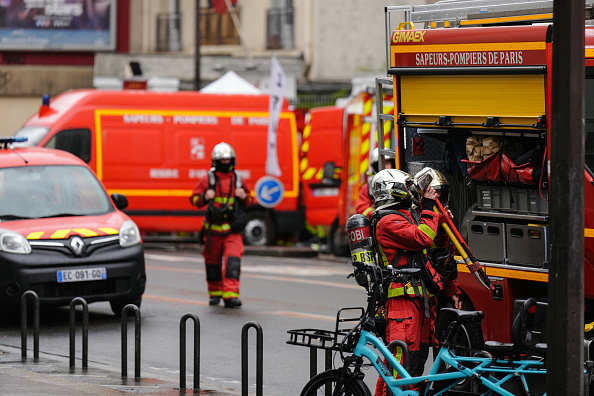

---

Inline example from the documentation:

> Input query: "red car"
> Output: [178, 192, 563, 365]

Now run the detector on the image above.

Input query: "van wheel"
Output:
[243, 211, 275, 246]
[329, 219, 349, 257]
[110, 297, 142, 316]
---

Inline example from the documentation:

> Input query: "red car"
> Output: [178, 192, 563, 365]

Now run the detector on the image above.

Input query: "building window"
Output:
[267, 5, 294, 50]
[156, 12, 182, 52]
[201, 6, 240, 45]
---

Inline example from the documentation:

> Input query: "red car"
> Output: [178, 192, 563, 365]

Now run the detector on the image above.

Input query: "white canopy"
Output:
[200, 71, 262, 95]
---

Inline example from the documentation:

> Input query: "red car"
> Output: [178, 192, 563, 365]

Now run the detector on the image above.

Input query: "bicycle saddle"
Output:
[440, 307, 484, 322]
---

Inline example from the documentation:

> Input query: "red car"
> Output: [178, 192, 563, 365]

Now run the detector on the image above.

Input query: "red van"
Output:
[14, 90, 302, 246]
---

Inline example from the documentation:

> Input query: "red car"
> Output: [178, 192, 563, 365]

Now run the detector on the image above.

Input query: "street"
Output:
[0, 245, 383, 395]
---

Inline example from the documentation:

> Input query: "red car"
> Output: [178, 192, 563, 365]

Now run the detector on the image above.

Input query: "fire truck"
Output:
[300, 89, 393, 255]
[376, 0, 594, 348]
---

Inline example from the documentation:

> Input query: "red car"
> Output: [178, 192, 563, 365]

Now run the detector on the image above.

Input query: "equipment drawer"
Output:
[477, 186, 514, 212]
[513, 189, 549, 215]
[467, 221, 506, 263]
[506, 224, 548, 268]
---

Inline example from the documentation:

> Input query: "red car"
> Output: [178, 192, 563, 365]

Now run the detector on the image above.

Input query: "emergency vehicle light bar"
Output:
[0, 137, 28, 149]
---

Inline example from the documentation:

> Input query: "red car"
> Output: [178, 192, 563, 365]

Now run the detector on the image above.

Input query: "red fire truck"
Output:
[378, 1, 594, 347]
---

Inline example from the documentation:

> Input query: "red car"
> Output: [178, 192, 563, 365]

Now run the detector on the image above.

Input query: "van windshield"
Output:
[0, 165, 113, 220]
[14, 127, 50, 147]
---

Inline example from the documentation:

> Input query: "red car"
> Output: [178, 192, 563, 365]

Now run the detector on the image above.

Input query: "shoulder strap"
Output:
[207, 169, 217, 190]
[373, 209, 415, 225]
[234, 171, 242, 189]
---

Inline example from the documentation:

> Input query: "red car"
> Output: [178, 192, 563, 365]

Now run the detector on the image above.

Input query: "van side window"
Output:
[45, 129, 92, 163]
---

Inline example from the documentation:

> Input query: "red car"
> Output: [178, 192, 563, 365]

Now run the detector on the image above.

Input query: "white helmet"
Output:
[414, 167, 450, 205]
[370, 148, 395, 173]
[211, 142, 236, 171]
[371, 169, 414, 209]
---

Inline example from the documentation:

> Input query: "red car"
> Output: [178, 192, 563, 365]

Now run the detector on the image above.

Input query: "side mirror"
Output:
[321, 162, 341, 187]
[111, 193, 128, 211]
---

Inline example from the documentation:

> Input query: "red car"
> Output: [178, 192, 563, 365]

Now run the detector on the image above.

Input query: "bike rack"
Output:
[120, 304, 141, 379]
[386, 340, 410, 396]
[20, 290, 40, 360]
[241, 321, 263, 396]
[69, 297, 89, 368]
[179, 312, 200, 390]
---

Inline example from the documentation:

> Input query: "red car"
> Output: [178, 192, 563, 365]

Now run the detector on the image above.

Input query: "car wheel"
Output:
[243, 211, 275, 246]
[110, 296, 142, 316]
[329, 219, 349, 257]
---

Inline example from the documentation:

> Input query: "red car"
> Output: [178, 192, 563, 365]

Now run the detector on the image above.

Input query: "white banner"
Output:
[266, 54, 286, 177]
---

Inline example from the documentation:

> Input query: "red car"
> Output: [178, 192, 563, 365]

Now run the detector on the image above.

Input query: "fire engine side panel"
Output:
[300, 106, 344, 228]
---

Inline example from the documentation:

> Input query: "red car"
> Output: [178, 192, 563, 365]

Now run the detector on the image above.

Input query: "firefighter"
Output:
[189, 142, 252, 308]
[370, 169, 460, 395]
[356, 147, 395, 219]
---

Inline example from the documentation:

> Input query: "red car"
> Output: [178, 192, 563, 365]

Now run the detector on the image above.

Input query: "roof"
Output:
[0, 147, 85, 168]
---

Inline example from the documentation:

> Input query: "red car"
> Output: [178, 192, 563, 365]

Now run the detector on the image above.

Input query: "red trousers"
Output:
[374, 296, 435, 396]
[202, 232, 244, 300]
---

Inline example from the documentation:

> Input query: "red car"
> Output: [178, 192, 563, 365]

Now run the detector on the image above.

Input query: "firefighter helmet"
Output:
[414, 167, 450, 206]
[371, 169, 414, 210]
[211, 142, 236, 172]
[370, 148, 395, 174]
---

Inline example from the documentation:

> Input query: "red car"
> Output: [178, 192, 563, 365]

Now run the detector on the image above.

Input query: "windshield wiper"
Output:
[0, 214, 34, 220]
[39, 213, 81, 219]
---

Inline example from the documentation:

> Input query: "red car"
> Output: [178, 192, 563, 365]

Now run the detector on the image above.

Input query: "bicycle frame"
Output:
[352, 328, 547, 396]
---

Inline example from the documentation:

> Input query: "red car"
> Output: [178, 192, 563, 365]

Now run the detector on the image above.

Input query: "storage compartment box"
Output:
[467, 221, 506, 263]
[514, 189, 549, 215]
[506, 224, 548, 268]
[477, 186, 515, 212]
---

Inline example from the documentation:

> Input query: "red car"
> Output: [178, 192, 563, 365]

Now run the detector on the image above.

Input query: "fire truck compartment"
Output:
[514, 189, 549, 215]
[477, 185, 514, 212]
[506, 224, 549, 268]
[467, 220, 506, 263]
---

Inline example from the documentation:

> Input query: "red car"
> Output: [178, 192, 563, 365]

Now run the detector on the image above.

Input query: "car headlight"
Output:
[0, 230, 31, 254]
[119, 220, 141, 248]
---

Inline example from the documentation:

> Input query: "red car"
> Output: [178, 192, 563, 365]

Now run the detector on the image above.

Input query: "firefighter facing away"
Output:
[190, 142, 253, 308]
[356, 148, 395, 219]
[370, 168, 460, 395]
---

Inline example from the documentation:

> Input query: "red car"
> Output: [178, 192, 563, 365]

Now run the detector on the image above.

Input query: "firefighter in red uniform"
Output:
[370, 169, 460, 395]
[190, 142, 252, 308]
[356, 148, 395, 219]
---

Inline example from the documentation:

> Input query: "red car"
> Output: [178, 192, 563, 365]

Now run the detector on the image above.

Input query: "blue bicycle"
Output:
[288, 262, 560, 396]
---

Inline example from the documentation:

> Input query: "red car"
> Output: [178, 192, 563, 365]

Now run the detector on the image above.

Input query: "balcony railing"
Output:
[156, 12, 182, 52]
[267, 7, 294, 50]
[201, 7, 241, 46]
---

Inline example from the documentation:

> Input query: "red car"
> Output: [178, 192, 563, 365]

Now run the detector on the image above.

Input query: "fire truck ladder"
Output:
[374, 77, 397, 171]
[409, 0, 594, 28]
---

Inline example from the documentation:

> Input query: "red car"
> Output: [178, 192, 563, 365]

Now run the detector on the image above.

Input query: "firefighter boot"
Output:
[224, 298, 242, 308]
[209, 296, 222, 306]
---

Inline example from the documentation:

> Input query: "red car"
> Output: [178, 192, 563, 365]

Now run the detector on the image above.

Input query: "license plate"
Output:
[57, 267, 107, 283]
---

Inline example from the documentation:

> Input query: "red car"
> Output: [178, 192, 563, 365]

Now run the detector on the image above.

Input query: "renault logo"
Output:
[70, 237, 85, 256]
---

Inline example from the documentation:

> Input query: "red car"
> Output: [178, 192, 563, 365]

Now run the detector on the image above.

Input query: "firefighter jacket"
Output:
[356, 175, 374, 219]
[374, 197, 459, 299]
[190, 169, 252, 235]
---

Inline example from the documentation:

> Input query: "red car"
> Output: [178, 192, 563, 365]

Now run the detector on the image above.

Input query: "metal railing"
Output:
[201, 7, 241, 46]
[266, 6, 294, 50]
[156, 12, 182, 52]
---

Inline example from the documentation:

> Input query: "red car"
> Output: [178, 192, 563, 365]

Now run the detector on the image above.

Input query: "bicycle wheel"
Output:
[300, 369, 372, 396]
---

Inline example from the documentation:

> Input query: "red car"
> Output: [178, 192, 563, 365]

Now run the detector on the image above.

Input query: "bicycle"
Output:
[288, 261, 556, 396]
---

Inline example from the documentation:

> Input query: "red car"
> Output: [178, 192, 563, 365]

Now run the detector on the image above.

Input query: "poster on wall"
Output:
[0, 0, 115, 51]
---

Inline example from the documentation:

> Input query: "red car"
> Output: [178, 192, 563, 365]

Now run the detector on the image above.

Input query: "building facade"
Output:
[0, 0, 431, 135]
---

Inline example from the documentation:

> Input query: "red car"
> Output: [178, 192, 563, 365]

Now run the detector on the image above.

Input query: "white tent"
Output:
[200, 71, 262, 95]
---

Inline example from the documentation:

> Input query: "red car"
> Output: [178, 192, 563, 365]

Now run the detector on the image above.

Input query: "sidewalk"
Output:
[0, 344, 238, 396]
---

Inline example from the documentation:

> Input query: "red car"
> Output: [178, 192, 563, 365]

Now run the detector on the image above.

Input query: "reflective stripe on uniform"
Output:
[209, 290, 223, 297]
[213, 196, 235, 204]
[222, 291, 240, 299]
[419, 224, 436, 240]
[203, 222, 231, 232]
[387, 283, 425, 298]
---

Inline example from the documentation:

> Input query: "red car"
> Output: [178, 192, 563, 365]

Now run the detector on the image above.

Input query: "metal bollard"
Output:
[241, 321, 263, 396]
[121, 304, 141, 379]
[179, 313, 200, 390]
[386, 339, 410, 396]
[20, 290, 40, 360]
[69, 297, 89, 368]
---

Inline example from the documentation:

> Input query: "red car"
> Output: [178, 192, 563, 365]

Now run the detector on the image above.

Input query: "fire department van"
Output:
[300, 90, 393, 255]
[0, 137, 145, 315]
[14, 90, 301, 246]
